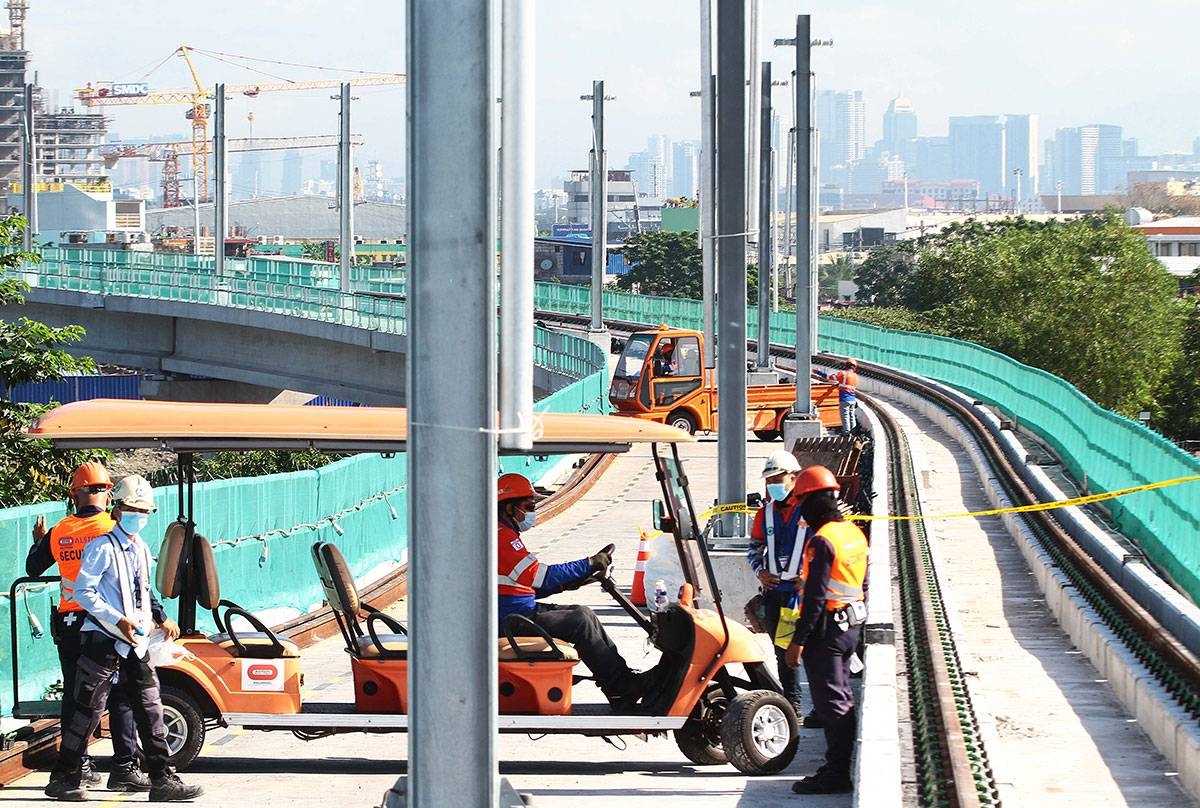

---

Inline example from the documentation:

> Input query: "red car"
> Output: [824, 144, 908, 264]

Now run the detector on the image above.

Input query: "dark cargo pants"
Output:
[511, 603, 631, 692]
[762, 589, 805, 708]
[802, 621, 861, 776]
[52, 633, 172, 780]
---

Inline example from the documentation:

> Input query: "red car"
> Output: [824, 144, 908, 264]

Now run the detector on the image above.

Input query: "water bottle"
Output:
[653, 579, 669, 612]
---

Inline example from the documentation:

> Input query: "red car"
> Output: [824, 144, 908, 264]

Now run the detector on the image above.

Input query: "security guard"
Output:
[815, 358, 860, 435]
[496, 473, 647, 707]
[783, 465, 868, 795]
[746, 450, 814, 724]
[27, 463, 171, 794]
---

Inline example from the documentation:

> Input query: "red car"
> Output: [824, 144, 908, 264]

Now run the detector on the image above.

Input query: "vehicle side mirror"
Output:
[610, 337, 627, 354]
[652, 500, 676, 534]
[746, 491, 762, 509]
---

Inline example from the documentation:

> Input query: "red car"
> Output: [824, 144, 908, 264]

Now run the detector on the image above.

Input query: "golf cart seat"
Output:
[157, 522, 299, 659]
[497, 614, 580, 715]
[312, 540, 408, 714]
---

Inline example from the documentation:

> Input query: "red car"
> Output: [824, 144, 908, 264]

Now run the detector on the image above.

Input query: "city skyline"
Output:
[23, 1, 1200, 190]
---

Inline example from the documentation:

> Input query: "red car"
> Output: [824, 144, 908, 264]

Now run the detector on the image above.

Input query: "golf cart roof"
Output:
[26, 399, 694, 454]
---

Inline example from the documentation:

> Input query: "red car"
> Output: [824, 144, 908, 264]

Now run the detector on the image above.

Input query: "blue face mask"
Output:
[766, 482, 790, 502]
[517, 511, 536, 532]
[120, 511, 150, 536]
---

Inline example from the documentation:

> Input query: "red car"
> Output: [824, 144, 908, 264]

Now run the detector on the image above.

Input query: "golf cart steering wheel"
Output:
[578, 543, 616, 587]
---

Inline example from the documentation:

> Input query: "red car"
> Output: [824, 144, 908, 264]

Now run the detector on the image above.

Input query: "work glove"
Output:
[588, 543, 615, 575]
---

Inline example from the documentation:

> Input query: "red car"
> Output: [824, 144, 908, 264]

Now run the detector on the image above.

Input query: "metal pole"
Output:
[402, 1, 497, 806]
[716, 0, 746, 531]
[589, 80, 607, 332]
[213, 84, 226, 278]
[499, 0, 534, 452]
[782, 127, 793, 312]
[699, 0, 716, 369]
[755, 61, 772, 370]
[745, 0, 760, 240]
[791, 15, 815, 421]
[192, 177, 201, 255]
[339, 83, 353, 291]
[21, 83, 35, 251]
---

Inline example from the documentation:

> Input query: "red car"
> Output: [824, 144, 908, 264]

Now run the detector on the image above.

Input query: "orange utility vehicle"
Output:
[608, 325, 842, 439]
[13, 400, 800, 775]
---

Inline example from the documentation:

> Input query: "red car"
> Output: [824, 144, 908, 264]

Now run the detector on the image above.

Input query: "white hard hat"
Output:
[111, 474, 157, 512]
[761, 449, 801, 479]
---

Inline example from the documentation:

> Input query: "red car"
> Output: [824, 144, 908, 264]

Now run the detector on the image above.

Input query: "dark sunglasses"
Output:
[79, 485, 110, 494]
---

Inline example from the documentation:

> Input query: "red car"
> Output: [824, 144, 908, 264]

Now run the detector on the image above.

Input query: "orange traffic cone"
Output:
[630, 531, 651, 606]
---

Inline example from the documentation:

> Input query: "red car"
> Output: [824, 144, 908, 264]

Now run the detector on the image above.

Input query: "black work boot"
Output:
[108, 761, 152, 792]
[791, 766, 852, 794]
[802, 709, 826, 729]
[602, 670, 649, 710]
[81, 757, 102, 787]
[149, 770, 204, 802]
[44, 771, 88, 801]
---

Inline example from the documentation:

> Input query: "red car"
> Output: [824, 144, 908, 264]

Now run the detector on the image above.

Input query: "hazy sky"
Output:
[25, 1, 1200, 188]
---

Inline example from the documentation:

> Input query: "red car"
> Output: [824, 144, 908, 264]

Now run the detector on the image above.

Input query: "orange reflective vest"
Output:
[800, 520, 867, 611]
[49, 512, 116, 612]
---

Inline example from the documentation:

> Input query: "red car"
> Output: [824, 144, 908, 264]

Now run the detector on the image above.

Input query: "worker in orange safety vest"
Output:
[815, 358, 859, 435]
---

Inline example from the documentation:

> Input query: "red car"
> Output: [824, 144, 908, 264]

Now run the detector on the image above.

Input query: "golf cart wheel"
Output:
[160, 685, 206, 770]
[666, 410, 696, 435]
[674, 685, 729, 766]
[753, 429, 781, 442]
[720, 690, 798, 775]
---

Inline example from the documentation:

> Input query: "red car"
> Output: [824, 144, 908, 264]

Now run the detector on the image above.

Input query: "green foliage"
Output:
[1160, 287, 1200, 441]
[617, 229, 758, 303]
[819, 255, 857, 301]
[824, 306, 952, 336]
[852, 213, 1185, 419]
[146, 449, 338, 487]
[0, 214, 105, 506]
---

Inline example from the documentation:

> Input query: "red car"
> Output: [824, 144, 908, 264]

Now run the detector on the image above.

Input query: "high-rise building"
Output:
[670, 140, 699, 199]
[907, 136, 951, 180]
[1044, 124, 1123, 195]
[627, 136, 669, 199]
[281, 150, 303, 196]
[949, 115, 1006, 197]
[1004, 114, 1038, 208]
[816, 89, 866, 173]
[882, 96, 918, 156]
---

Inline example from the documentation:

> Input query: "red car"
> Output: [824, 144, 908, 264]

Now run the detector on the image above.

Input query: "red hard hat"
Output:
[793, 465, 840, 498]
[497, 473, 539, 503]
[661, 341, 674, 353]
[70, 461, 113, 491]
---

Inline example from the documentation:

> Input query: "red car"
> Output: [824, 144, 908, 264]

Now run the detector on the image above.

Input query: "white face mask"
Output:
[517, 511, 536, 532]
[120, 511, 150, 536]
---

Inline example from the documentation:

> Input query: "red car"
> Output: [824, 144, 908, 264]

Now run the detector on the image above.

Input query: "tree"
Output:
[0, 213, 102, 506]
[849, 213, 1186, 418]
[1160, 275, 1200, 441]
[617, 229, 758, 303]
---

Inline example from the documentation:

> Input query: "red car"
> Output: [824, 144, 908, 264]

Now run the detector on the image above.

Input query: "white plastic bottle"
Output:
[653, 579, 669, 612]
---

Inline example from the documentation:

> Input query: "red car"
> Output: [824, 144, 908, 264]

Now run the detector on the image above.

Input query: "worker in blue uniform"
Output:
[784, 465, 869, 795]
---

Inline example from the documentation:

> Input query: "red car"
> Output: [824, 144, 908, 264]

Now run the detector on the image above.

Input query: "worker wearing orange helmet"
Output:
[815, 358, 859, 436]
[27, 463, 176, 795]
[496, 472, 648, 708]
[782, 465, 868, 795]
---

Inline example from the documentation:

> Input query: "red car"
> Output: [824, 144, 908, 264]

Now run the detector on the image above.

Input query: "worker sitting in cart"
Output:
[496, 473, 648, 708]
[653, 340, 677, 376]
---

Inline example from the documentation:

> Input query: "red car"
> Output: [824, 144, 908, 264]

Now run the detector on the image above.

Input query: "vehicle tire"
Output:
[753, 429, 781, 442]
[720, 690, 798, 775]
[159, 686, 206, 770]
[674, 685, 729, 765]
[666, 410, 696, 435]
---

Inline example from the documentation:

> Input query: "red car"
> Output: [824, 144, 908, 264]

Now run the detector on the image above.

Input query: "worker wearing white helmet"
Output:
[745, 449, 819, 726]
[47, 475, 203, 802]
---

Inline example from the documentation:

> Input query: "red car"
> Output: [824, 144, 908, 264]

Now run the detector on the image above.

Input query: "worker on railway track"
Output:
[815, 358, 859, 436]
[746, 449, 819, 727]
[45, 475, 202, 802]
[496, 473, 649, 709]
[28, 462, 167, 796]
[784, 465, 868, 795]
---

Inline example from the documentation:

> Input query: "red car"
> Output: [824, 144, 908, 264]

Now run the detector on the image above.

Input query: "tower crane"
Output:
[76, 45, 404, 203]
[100, 134, 364, 207]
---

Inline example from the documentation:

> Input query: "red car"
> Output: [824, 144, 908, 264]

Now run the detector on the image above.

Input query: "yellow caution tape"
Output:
[849, 473, 1200, 522]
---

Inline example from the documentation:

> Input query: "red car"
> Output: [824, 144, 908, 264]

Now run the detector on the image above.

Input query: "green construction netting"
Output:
[1, 367, 608, 717]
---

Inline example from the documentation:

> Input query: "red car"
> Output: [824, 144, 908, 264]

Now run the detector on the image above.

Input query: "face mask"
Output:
[120, 512, 150, 536]
[766, 482, 789, 502]
[517, 511, 537, 532]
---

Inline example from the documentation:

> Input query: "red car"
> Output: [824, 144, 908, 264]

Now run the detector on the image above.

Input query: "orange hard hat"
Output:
[497, 473, 540, 503]
[70, 461, 112, 491]
[844, 358, 858, 369]
[793, 465, 840, 498]
[661, 341, 674, 353]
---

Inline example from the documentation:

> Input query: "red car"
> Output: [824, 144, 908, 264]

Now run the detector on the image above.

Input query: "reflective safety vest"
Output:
[830, 369, 859, 401]
[49, 512, 116, 612]
[763, 500, 806, 580]
[800, 519, 867, 610]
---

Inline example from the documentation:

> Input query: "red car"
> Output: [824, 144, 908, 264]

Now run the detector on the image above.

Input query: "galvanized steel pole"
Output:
[589, 80, 607, 332]
[755, 61, 772, 370]
[699, 0, 716, 368]
[499, 0, 534, 452]
[781, 127, 794, 313]
[338, 83, 353, 291]
[402, 1, 498, 806]
[716, 0, 746, 531]
[21, 84, 35, 251]
[213, 84, 226, 278]
[792, 16, 813, 416]
[745, 0, 760, 239]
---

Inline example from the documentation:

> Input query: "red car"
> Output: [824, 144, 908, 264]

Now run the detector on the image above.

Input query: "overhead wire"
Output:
[188, 47, 403, 78]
